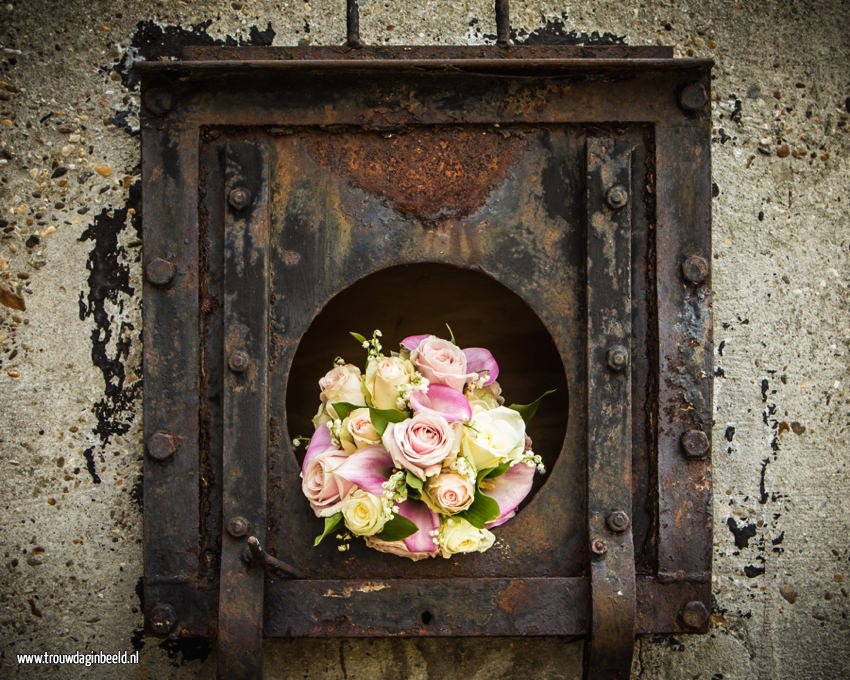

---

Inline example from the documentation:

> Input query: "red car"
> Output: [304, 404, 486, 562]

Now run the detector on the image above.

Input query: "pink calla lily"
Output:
[303, 425, 334, 469]
[400, 334, 431, 351]
[398, 499, 440, 554]
[483, 462, 536, 528]
[335, 445, 395, 496]
[463, 347, 500, 386]
[409, 384, 472, 423]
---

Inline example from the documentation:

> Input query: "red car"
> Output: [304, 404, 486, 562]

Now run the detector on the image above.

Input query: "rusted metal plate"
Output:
[139, 42, 713, 680]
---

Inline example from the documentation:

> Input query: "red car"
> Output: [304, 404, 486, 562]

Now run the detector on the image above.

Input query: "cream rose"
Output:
[438, 517, 495, 557]
[461, 405, 526, 471]
[424, 471, 475, 515]
[339, 408, 381, 454]
[301, 449, 354, 517]
[410, 336, 469, 392]
[382, 413, 459, 481]
[341, 489, 387, 536]
[313, 363, 365, 427]
[465, 380, 504, 412]
[365, 356, 415, 409]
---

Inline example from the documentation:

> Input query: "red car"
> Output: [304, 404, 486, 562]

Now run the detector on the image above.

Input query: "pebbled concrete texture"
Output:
[0, 0, 847, 678]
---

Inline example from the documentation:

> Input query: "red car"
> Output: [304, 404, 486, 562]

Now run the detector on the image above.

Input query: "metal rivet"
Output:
[149, 603, 177, 636]
[147, 431, 180, 461]
[678, 82, 709, 113]
[228, 351, 249, 373]
[227, 516, 250, 538]
[143, 88, 173, 116]
[228, 186, 252, 210]
[682, 254, 710, 285]
[606, 510, 630, 534]
[680, 429, 710, 459]
[590, 537, 608, 556]
[681, 600, 709, 630]
[605, 184, 629, 210]
[606, 345, 629, 371]
[145, 257, 175, 286]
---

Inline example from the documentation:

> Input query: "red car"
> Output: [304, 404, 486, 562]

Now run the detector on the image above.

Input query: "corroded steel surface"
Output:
[140, 42, 713, 680]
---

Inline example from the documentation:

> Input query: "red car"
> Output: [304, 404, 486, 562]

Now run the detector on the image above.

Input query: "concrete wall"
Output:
[0, 1, 847, 678]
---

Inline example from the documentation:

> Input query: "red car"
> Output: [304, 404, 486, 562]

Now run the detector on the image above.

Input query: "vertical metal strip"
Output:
[655, 108, 713, 590]
[218, 141, 269, 679]
[142, 118, 203, 634]
[583, 136, 637, 679]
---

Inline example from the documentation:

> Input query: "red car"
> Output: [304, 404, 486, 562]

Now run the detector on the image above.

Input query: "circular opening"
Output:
[286, 263, 569, 509]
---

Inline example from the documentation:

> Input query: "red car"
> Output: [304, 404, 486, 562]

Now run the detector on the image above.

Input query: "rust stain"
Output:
[323, 582, 389, 598]
[306, 128, 525, 220]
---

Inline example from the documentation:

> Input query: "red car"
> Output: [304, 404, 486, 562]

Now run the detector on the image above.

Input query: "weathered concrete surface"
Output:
[0, 1, 847, 678]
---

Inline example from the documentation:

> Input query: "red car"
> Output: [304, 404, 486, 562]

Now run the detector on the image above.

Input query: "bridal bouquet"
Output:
[298, 330, 550, 561]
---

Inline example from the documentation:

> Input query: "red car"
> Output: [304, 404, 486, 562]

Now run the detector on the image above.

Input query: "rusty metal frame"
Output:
[140, 37, 712, 680]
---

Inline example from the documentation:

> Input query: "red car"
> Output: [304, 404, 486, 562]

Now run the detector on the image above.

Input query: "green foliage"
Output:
[508, 389, 556, 423]
[376, 513, 418, 542]
[314, 513, 342, 547]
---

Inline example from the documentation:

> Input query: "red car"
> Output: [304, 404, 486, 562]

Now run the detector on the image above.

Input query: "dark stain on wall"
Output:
[482, 12, 626, 45]
[78, 181, 143, 484]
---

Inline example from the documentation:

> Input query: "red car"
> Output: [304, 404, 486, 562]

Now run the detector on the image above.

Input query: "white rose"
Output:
[339, 408, 381, 454]
[365, 356, 414, 409]
[313, 364, 365, 427]
[438, 517, 495, 557]
[424, 471, 475, 515]
[461, 406, 526, 471]
[341, 489, 387, 536]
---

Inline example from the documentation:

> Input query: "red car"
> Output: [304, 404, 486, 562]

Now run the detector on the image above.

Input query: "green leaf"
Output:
[458, 490, 500, 529]
[331, 401, 362, 420]
[313, 513, 342, 547]
[476, 462, 510, 484]
[376, 513, 418, 542]
[405, 471, 424, 494]
[350, 331, 368, 345]
[444, 323, 456, 345]
[508, 389, 557, 424]
[369, 407, 409, 437]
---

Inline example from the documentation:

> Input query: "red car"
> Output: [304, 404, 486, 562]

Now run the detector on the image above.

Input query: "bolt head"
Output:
[682, 254, 710, 285]
[606, 345, 629, 371]
[228, 351, 249, 373]
[606, 510, 630, 533]
[143, 88, 173, 116]
[681, 429, 710, 459]
[147, 431, 179, 461]
[149, 603, 177, 636]
[678, 82, 709, 113]
[681, 600, 710, 630]
[227, 516, 250, 538]
[145, 257, 175, 286]
[590, 537, 608, 556]
[605, 184, 629, 210]
[228, 186, 252, 211]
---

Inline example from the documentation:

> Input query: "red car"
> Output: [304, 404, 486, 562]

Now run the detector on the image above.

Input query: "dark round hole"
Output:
[286, 263, 569, 509]
[420, 610, 433, 625]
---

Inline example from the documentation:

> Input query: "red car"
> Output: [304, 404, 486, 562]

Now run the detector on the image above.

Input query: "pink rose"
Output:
[382, 413, 458, 481]
[300, 428, 353, 517]
[409, 336, 469, 392]
[425, 471, 475, 514]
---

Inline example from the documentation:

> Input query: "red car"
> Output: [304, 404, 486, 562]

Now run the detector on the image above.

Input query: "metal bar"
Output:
[142, 117, 203, 636]
[346, 0, 361, 48]
[217, 141, 269, 680]
[654, 77, 713, 590]
[135, 57, 713, 74]
[583, 136, 637, 680]
[495, 0, 511, 46]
